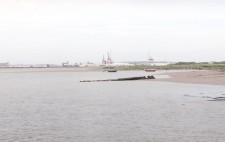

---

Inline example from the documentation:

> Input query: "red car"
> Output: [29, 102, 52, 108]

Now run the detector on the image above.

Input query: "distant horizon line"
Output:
[1, 60, 225, 65]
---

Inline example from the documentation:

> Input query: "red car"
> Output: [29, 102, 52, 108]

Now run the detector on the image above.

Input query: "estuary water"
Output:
[0, 70, 225, 142]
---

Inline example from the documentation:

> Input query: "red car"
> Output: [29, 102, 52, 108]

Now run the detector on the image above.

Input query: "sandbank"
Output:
[156, 70, 225, 86]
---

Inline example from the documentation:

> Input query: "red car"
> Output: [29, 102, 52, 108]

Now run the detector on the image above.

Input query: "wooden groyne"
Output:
[80, 75, 155, 82]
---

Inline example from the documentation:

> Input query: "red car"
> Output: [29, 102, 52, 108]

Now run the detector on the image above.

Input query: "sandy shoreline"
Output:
[156, 70, 225, 86]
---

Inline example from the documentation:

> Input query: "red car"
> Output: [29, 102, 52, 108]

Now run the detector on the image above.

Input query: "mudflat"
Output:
[157, 70, 225, 86]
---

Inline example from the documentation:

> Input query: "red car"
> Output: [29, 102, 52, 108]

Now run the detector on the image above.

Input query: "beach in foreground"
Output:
[156, 70, 225, 86]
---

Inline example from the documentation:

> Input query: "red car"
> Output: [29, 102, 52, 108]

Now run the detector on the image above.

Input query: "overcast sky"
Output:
[0, 0, 225, 64]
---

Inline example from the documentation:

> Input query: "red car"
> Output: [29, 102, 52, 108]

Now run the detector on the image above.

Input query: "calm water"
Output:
[1, 71, 225, 142]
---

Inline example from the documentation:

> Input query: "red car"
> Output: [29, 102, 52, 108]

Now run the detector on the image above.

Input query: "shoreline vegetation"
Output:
[104, 61, 225, 72]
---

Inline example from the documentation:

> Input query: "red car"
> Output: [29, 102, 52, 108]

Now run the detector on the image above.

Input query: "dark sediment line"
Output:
[208, 97, 225, 101]
[80, 75, 155, 82]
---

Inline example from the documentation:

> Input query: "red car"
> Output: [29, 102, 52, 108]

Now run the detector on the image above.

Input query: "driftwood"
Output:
[80, 75, 155, 82]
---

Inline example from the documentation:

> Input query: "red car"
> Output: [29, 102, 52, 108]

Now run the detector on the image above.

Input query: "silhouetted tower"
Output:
[147, 50, 154, 65]
[102, 55, 106, 64]
[107, 52, 113, 64]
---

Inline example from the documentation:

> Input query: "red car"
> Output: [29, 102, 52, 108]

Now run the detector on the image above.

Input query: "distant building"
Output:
[62, 61, 69, 67]
[0, 62, 10, 68]
[128, 61, 171, 66]
[147, 56, 154, 66]
[107, 62, 134, 66]
[47, 64, 60, 68]
[102, 52, 113, 65]
[32, 64, 50, 68]
[11, 64, 60, 68]
[10, 64, 33, 68]
[150, 61, 171, 66]
[146, 55, 171, 66]
[79, 61, 97, 67]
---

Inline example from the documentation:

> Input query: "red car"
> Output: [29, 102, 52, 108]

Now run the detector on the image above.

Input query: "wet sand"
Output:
[157, 70, 225, 86]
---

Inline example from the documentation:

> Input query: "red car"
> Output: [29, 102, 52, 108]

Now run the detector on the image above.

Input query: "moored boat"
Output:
[145, 69, 156, 72]
[107, 69, 117, 72]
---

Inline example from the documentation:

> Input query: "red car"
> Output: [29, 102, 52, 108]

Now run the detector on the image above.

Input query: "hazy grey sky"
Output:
[0, 0, 225, 64]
